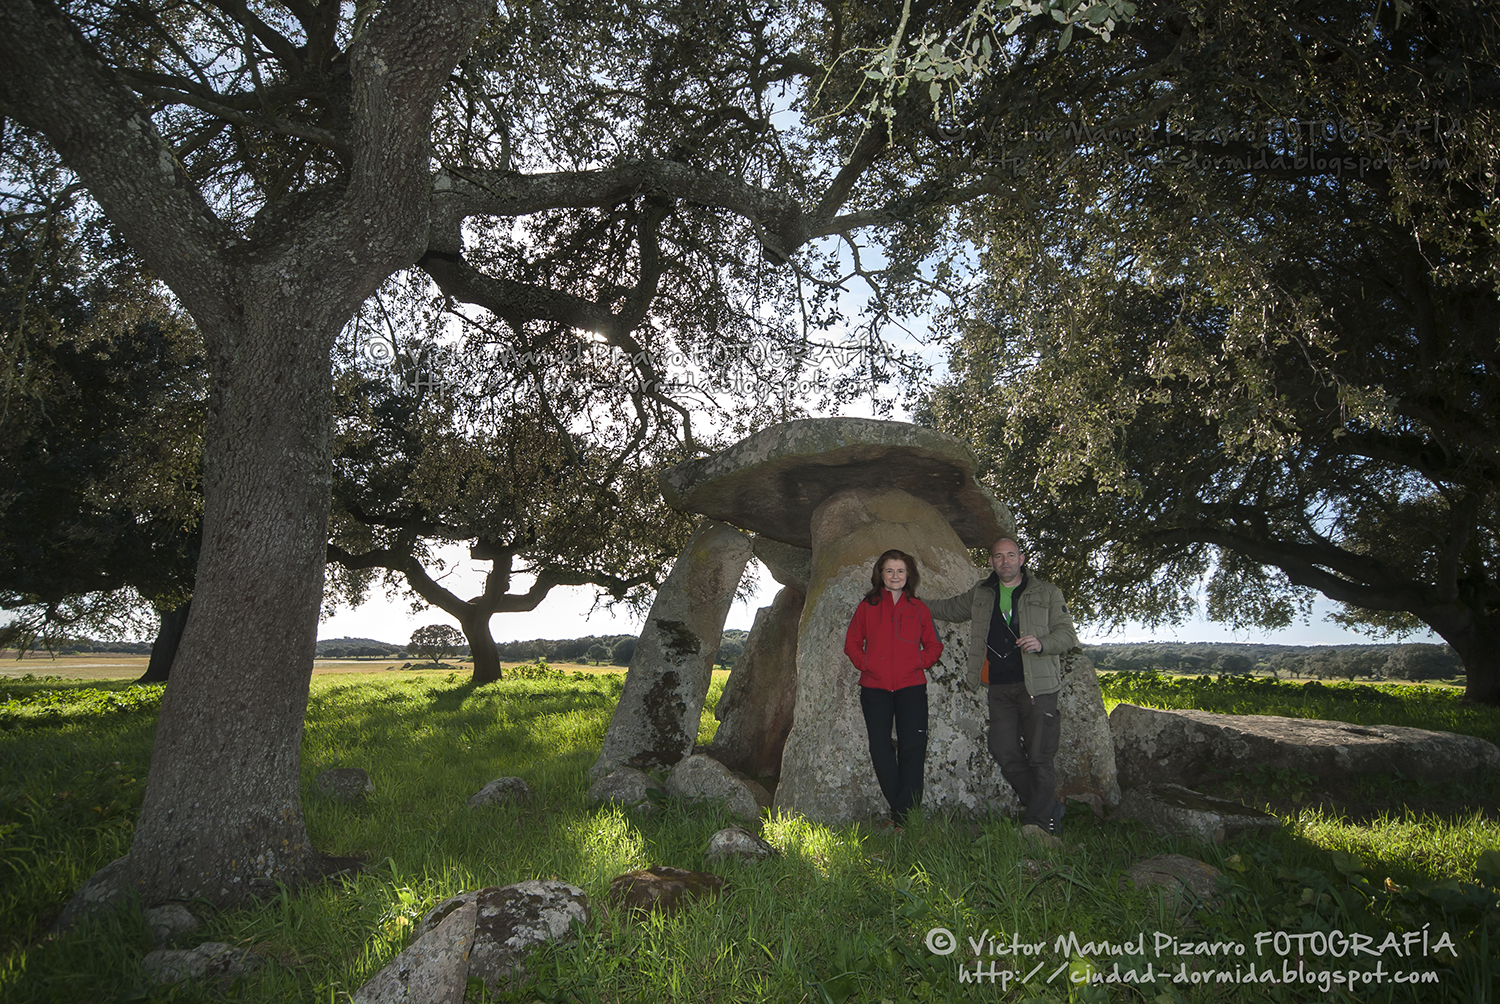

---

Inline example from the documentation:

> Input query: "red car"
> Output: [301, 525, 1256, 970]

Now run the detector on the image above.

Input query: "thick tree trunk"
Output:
[125, 285, 338, 906]
[1427, 608, 1500, 706]
[1, 0, 487, 916]
[463, 613, 504, 685]
[137, 600, 191, 684]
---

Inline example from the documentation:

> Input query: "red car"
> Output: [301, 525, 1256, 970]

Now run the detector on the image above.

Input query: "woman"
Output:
[843, 548, 942, 827]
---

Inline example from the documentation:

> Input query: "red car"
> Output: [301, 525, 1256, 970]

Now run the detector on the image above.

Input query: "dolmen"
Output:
[593, 418, 1121, 824]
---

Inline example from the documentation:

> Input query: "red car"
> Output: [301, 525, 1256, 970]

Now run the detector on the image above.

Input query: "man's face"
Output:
[990, 539, 1024, 586]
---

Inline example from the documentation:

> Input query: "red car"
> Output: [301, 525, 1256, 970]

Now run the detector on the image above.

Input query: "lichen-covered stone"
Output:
[1054, 652, 1121, 807]
[1111, 705, 1500, 786]
[467, 777, 534, 808]
[1125, 854, 1223, 915]
[408, 881, 590, 994]
[355, 898, 476, 1003]
[1114, 783, 1282, 844]
[145, 902, 201, 945]
[705, 826, 777, 861]
[666, 754, 761, 822]
[142, 942, 265, 985]
[592, 521, 752, 778]
[586, 767, 659, 815]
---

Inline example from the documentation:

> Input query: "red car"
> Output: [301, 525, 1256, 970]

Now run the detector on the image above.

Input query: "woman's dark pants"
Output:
[860, 683, 928, 824]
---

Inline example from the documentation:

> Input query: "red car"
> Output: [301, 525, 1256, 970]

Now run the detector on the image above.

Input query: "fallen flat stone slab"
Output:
[1110, 704, 1500, 787]
[1114, 783, 1282, 844]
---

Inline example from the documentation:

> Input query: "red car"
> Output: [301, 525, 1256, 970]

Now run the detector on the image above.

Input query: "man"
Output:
[928, 537, 1078, 843]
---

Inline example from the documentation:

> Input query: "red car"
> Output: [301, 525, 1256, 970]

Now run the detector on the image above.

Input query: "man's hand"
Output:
[1018, 634, 1042, 654]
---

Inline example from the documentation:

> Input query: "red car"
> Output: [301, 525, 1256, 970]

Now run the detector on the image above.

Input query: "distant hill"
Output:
[1085, 640, 1460, 682]
[315, 637, 411, 658]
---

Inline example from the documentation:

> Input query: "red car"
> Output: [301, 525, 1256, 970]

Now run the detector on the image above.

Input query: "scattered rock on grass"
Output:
[145, 903, 201, 945]
[353, 898, 477, 1004]
[142, 942, 265, 984]
[587, 767, 658, 815]
[705, 826, 777, 861]
[315, 767, 373, 802]
[666, 754, 760, 822]
[53, 854, 132, 932]
[410, 881, 590, 994]
[1125, 854, 1223, 915]
[467, 777, 534, 807]
[608, 866, 723, 915]
[1114, 784, 1281, 844]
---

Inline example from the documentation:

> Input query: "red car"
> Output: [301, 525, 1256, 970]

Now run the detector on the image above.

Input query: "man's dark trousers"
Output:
[860, 684, 928, 824]
[987, 682, 1060, 827]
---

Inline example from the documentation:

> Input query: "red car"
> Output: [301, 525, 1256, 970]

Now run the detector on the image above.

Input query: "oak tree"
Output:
[0, 0, 1122, 909]
[924, 0, 1500, 700]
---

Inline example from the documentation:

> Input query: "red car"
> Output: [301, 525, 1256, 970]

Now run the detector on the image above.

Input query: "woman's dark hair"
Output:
[864, 549, 920, 605]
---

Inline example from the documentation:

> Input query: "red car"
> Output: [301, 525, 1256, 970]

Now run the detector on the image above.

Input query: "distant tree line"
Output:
[23, 635, 1451, 681]
[1088, 642, 1462, 683]
[495, 630, 749, 668]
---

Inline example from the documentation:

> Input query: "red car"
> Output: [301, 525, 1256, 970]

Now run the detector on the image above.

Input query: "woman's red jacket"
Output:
[843, 590, 943, 690]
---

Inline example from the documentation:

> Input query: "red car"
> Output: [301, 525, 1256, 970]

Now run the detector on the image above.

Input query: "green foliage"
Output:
[507, 658, 564, 680]
[0, 192, 204, 650]
[0, 683, 163, 729]
[409, 624, 465, 664]
[923, 0, 1500, 699]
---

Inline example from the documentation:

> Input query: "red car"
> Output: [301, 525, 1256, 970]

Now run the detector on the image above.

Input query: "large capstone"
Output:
[592, 520, 752, 778]
[774, 486, 1001, 823]
[660, 418, 1014, 549]
[707, 584, 803, 779]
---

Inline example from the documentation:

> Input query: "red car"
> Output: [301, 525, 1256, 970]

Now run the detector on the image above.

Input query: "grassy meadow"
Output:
[1, 665, 1498, 1002]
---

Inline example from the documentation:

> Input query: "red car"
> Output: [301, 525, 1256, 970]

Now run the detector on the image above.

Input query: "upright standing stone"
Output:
[592, 520, 752, 778]
[708, 584, 803, 779]
[1055, 652, 1122, 806]
[775, 487, 1000, 823]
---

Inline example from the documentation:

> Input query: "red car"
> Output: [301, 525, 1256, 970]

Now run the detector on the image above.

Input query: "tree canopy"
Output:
[923, 0, 1500, 701]
[0, 166, 203, 660]
[324, 331, 695, 684]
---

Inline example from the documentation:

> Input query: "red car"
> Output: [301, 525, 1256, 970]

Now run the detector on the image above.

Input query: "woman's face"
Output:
[881, 559, 909, 592]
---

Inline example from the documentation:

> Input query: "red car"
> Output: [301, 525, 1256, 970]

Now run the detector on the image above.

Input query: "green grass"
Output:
[1, 669, 1497, 1002]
